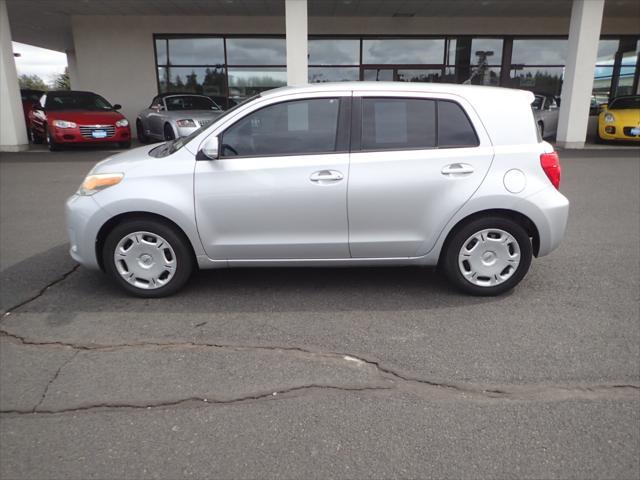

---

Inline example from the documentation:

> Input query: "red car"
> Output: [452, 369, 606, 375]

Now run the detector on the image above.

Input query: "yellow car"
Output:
[598, 95, 640, 142]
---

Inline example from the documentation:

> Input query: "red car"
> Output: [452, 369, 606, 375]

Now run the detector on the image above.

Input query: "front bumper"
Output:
[598, 124, 640, 142]
[65, 194, 112, 270]
[52, 126, 131, 144]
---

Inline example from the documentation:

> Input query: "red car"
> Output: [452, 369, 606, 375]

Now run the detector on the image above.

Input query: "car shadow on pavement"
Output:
[1, 243, 505, 319]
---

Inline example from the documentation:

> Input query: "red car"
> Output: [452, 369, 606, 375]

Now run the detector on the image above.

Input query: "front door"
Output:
[194, 95, 351, 260]
[347, 93, 494, 258]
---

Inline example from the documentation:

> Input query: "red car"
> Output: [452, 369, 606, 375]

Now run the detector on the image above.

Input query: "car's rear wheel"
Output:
[29, 126, 42, 144]
[45, 125, 60, 151]
[103, 218, 194, 297]
[442, 217, 532, 296]
[164, 124, 175, 141]
[136, 119, 148, 144]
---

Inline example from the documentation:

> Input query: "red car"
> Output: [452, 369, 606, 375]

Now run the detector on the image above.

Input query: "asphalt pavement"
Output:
[0, 144, 638, 479]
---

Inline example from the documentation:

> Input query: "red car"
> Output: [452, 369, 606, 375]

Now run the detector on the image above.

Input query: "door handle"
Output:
[441, 163, 474, 176]
[310, 170, 344, 184]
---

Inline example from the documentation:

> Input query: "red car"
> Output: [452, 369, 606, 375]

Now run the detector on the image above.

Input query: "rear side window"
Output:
[437, 100, 479, 148]
[221, 98, 340, 157]
[362, 98, 436, 150]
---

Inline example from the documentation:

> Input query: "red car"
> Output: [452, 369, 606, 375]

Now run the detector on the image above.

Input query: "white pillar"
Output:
[0, 0, 28, 152]
[285, 0, 308, 86]
[556, 0, 605, 149]
[66, 49, 79, 89]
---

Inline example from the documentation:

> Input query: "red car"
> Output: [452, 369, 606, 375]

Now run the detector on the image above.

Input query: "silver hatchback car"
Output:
[66, 82, 569, 297]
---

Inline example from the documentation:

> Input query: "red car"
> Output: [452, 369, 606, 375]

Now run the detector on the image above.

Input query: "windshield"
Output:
[46, 92, 114, 111]
[151, 94, 260, 157]
[608, 96, 640, 110]
[165, 95, 220, 111]
[21, 90, 43, 102]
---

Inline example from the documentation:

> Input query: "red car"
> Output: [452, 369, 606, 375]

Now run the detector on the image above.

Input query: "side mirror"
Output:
[197, 136, 219, 160]
[113, 104, 122, 110]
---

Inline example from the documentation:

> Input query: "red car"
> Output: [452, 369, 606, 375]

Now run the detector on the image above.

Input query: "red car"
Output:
[28, 90, 131, 151]
[20, 89, 44, 130]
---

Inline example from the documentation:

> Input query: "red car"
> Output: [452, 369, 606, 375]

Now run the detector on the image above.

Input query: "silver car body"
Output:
[532, 94, 560, 139]
[67, 82, 569, 272]
[136, 94, 223, 140]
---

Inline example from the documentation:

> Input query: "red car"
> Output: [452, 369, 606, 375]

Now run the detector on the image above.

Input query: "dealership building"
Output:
[1, 0, 639, 151]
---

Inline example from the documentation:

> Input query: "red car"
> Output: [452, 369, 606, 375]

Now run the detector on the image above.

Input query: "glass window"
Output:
[512, 39, 568, 65]
[157, 67, 169, 92]
[362, 98, 436, 150]
[596, 39, 619, 65]
[226, 38, 286, 65]
[471, 38, 503, 64]
[309, 39, 360, 65]
[165, 95, 220, 111]
[168, 38, 224, 65]
[467, 66, 501, 86]
[227, 67, 287, 100]
[309, 67, 360, 83]
[396, 69, 442, 83]
[438, 101, 478, 148]
[363, 68, 394, 81]
[362, 39, 445, 64]
[155, 39, 167, 65]
[164, 67, 226, 97]
[221, 98, 340, 157]
[509, 66, 565, 95]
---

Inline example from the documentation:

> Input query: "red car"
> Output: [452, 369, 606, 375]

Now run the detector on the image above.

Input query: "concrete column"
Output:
[556, 0, 605, 149]
[285, 0, 308, 86]
[66, 49, 79, 89]
[0, 0, 28, 152]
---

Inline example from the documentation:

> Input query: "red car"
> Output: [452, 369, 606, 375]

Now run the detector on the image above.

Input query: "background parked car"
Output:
[598, 95, 640, 142]
[531, 94, 559, 139]
[136, 93, 223, 143]
[20, 88, 44, 132]
[28, 90, 131, 151]
[209, 95, 238, 110]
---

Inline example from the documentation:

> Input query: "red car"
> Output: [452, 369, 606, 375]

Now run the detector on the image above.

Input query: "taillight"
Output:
[540, 151, 561, 189]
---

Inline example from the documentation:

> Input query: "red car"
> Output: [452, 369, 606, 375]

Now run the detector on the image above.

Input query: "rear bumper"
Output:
[525, 187, 570, 257]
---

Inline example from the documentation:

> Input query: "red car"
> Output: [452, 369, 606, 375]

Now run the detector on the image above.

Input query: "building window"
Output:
[226, 38, 286, 65]
[509, 39, 568, 96]
[446, 38, 503, 86]
[362, 38, 445, 65]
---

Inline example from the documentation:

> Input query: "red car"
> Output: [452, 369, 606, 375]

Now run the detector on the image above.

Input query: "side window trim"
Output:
[218, 96, 349, 159]
[436, 99, 480, 149]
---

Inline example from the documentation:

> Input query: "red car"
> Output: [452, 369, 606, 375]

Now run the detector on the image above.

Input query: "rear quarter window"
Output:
[437, 100, 479, 148]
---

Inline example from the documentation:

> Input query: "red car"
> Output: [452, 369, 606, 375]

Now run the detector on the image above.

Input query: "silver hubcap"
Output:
[113, 231, 177, 289]
[458, 228, 521, 287]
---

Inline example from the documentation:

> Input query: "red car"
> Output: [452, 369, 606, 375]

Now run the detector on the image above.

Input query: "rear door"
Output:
[347, 92, 494, 258]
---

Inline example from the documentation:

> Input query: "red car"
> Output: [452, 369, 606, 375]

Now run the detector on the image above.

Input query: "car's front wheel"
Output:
[442, 217, 532, 296]
[164, 124, 175, 141]
[103, 218, 194, 297]
[45, 125, 60, 151]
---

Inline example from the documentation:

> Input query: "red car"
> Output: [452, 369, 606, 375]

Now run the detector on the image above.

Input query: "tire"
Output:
[119, 140, 132, 149]
[164, 123, 175, 141]
[103, 218, 194, 298]
[441, 216, 533, 296]
[29, 127, 42, 144]
[136, 119, 148, 144]
[45, 125, 60, 151]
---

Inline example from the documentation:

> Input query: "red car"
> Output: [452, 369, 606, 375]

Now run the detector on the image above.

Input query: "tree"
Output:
[18, 74, 48, 91]
[52, 67, 70, 90]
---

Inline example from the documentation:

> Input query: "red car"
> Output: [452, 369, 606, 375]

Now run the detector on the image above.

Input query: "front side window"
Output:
[221, 98, 340, 157]
[362, 98, 436, 150]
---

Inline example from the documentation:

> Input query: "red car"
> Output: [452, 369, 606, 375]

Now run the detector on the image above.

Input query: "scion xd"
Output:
[66, 82, 569, 297]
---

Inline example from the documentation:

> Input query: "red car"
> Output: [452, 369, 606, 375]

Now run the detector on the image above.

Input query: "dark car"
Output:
[28, 90, 131, 151]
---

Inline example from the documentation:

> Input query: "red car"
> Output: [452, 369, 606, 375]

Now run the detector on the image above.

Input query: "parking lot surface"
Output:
[0, 146, 639, 479]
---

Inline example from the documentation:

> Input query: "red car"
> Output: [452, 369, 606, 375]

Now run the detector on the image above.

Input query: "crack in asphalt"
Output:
[1, 385, 393, 415]
[1, 328, 638, 416]
[1, 264, 79, 316]
[32, 351, 79, 413]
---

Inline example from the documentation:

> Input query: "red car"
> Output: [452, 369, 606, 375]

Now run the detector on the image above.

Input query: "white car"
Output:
[532, 94, 560, 139]
[66, 82, 569, 297]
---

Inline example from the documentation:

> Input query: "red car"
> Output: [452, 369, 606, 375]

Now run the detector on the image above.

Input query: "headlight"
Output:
[115, 119, 129, 127]
[176, 119, 196, 128]
[77, 173, 124, 196]
[604, 113, 615, 123]
[52, 120, 77, 128]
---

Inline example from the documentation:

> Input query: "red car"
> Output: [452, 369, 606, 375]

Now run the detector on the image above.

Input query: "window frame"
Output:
[217, 96, 351, 159]
[352, 95, 480, 153]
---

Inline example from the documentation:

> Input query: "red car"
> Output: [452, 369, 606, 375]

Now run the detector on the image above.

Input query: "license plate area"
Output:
[630, 127, 640, 136]
[92, 130, 107, 138]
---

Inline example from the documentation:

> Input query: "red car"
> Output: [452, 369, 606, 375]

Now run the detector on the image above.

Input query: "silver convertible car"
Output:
[67, 82, 569, 298]
[136, 93, 223, 143]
